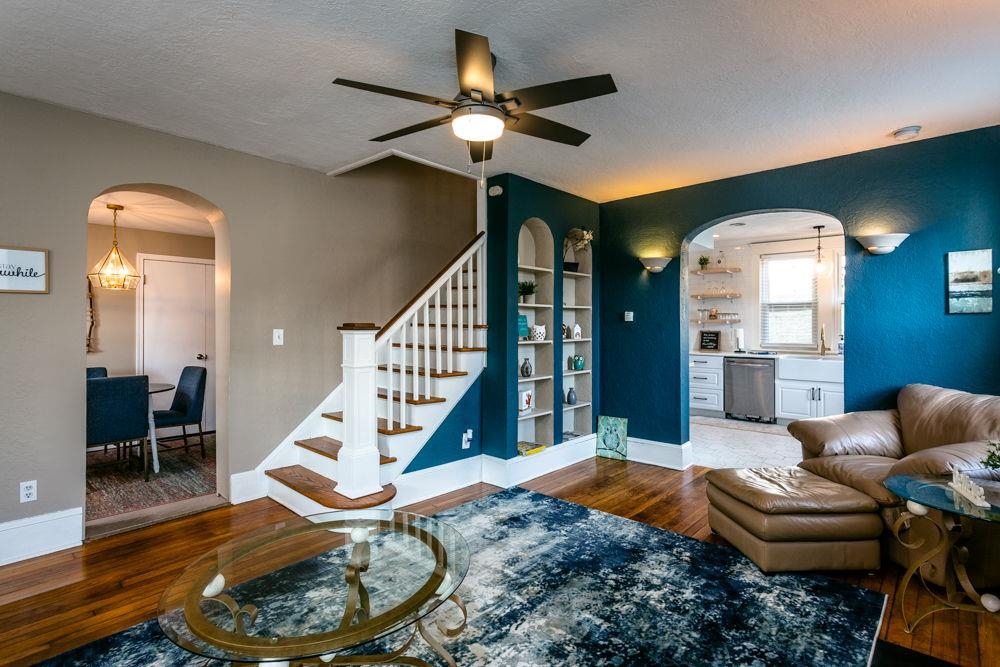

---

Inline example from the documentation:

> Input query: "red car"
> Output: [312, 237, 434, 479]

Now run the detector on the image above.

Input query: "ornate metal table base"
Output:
[891, 501, 999, 633]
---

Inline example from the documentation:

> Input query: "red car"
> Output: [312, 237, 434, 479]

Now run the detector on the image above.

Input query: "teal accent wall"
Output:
[403, 376, 483, 473]
[599, 126, 1000, 446]
[484, 174, 601, 460]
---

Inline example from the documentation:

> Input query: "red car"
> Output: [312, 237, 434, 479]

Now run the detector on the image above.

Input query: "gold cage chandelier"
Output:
[88, 203, 140, 290]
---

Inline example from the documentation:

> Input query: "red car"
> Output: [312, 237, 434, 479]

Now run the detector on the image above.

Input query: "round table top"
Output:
[884, 473, 1000, 522]
[157, 509, 469, 663]
[149, 382, 175, 394]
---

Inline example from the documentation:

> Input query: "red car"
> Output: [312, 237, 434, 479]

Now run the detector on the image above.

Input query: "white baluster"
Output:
[480, 244, 487, 328]
[408, 315, 416, 425]
[434, 289, 442, 377]
[423, 301, 431, 400]
[466, 257, 474, 346]
[456, 264, 464, 350]
[399, 316, 407, 428]
[446, 274, 454, 372]
[386, 334, 394, 427]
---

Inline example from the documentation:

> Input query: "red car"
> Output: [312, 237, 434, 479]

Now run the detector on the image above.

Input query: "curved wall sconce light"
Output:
[855, 233, 910, 255]
[639, 257, 672, 273]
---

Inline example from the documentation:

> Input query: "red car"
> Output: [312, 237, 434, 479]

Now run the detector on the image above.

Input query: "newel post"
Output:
[336, 323, 383, 499]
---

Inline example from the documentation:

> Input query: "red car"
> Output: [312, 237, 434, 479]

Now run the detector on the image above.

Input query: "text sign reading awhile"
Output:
[0, 246, 49, 293]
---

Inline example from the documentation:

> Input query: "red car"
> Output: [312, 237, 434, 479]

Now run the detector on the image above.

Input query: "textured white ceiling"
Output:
[89, 191, 212, 237]
[691, 211, 843, 249]
[2, 1, 998, 203]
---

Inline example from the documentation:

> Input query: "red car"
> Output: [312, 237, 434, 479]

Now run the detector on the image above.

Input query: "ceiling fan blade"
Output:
[455, 30, 495, 100]
[498, 74, 617, 114]
[506, 113, 590, 146]
[469, 141, 493, 163]
[333, 78, 455, 108]
[371, 115, 452, 142]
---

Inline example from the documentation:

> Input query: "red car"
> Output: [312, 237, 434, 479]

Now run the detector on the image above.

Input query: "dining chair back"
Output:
[86, 367, 108, 379]
[86, 375, 151, 478]
[154, 366, 208, 457]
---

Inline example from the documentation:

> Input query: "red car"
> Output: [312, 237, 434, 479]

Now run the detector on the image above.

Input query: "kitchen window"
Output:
[759, 252, 818, 349]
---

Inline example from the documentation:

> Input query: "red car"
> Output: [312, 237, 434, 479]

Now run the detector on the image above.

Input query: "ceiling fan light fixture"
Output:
[451, 104, 505, 142]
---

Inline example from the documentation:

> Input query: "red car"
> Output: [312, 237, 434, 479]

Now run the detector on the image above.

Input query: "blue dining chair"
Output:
[86, 367, 108, 379]
[154, 366, 208, 458]
[86, 375, 151, 480]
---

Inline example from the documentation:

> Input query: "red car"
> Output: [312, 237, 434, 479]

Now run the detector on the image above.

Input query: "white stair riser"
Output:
[297, 447, 339, 479]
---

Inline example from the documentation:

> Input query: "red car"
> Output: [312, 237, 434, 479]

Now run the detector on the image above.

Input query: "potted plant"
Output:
[698, 255, 710, 269]
[518, 280, 537, 303]
[563, 228, 594, 272]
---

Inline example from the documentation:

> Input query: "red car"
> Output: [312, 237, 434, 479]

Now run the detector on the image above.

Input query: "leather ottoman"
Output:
[706, 467, 883, 572]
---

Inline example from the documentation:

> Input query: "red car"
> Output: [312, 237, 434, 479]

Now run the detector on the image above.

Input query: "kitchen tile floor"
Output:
[689, 416, 801, 469]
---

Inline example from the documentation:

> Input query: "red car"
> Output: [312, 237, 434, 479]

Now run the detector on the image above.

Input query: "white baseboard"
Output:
[627, 437, 692, 470]
[229, 469, 266, 504]
[0, 507, 83, 566]
[483, 435, 597, 488]
[391, 456, 485, 508]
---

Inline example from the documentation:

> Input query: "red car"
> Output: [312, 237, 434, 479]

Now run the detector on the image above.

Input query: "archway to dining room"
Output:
[83, 183, 232, 539]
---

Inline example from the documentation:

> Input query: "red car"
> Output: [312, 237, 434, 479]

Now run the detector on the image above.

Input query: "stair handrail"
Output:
[377, 231, 486, 342]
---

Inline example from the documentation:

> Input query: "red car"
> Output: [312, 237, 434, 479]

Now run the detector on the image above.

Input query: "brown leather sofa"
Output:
[706, 384, 1000, 579]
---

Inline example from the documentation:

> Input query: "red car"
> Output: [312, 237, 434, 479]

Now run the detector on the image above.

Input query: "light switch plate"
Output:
[272, 329, 284, 346]
[624, 311, 634, 322]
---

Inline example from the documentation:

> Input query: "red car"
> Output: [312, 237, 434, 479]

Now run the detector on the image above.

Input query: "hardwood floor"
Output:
[0, 458, 995, 666]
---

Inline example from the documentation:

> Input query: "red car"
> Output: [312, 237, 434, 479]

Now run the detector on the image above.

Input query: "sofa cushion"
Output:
[888, 441, 1000, 481]
[798, 455, 900, 506]
[705, 467, 878, 514]
[788, 410, 902, 459]
[898, 384, 1000, 455]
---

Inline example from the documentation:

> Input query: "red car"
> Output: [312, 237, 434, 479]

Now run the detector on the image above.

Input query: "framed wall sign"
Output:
[699, 330, 721, 350]
[0, 245, 49, 294]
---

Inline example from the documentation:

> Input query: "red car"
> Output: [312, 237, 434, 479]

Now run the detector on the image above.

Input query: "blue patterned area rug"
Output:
[46, 487, 887, 666]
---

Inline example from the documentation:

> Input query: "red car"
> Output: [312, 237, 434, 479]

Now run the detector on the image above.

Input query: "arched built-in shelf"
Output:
[558, 228, 594, 440]
[516, 219, 555, 447]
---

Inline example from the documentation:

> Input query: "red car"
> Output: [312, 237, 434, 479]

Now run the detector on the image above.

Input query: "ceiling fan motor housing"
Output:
[451, 101, 506, 141]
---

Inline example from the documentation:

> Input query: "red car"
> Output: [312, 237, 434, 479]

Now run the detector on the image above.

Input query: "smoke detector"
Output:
[891, 126, 921, 141]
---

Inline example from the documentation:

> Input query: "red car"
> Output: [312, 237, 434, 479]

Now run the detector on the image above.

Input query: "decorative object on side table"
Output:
[519, 357, 533, 378]
[0, 245, 49, 294]
[563, 227, 594, 272]
[947, 249, 992, 314]
[572, 323, 582, 339]
[518, 280, 537, 304]
[597, 416, 628, 460]
[566, 387, 577, 405]
[530, 323, 546, 341]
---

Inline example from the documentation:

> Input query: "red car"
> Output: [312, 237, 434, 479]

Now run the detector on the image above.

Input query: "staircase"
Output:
[261, 232, 487, 516]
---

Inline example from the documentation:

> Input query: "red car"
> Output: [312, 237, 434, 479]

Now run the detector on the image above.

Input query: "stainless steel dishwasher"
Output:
[724, 357, 776, 423]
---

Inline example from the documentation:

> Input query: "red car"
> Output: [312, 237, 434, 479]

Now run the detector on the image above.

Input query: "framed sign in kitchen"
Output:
[0, 245, 49, 294]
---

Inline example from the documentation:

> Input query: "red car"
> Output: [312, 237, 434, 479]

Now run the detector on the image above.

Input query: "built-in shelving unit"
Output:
[516, 220, 554, 447]
[558, 229, 594, 440]
[691, 261, 742, 330]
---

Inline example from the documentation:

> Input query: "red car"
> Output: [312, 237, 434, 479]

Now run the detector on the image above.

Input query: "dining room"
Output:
[84, 188, 221, 538]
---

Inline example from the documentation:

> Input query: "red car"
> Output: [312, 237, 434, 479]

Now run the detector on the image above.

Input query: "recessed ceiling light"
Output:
[729, 222, 747, 227]
[891, 125, 921, 141]
[712, 234, 720, 238]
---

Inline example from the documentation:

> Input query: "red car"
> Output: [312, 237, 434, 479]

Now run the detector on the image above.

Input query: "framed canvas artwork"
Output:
[597, 415, 628, 460]
[0, 245, 49, 294]
[947, 249, 992, 314]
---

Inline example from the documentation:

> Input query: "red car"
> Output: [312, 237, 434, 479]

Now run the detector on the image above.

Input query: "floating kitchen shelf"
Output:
[518, 408, 554, 421]
[517, 340, 553, 345]
[691, 318, 742, 325]
[563, 271, 592, 279]
[693, 267, 742, 275]
[518, 374, 553, 383]
[518, 303, 553, 309]
[562, 401, 592, 411]
[517, 264, 553, 274]
[691, 293, 742, 300]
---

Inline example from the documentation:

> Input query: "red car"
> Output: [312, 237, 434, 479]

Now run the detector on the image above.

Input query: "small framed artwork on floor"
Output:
[597, 416, 628, 460]
[947, 249, 992, 314]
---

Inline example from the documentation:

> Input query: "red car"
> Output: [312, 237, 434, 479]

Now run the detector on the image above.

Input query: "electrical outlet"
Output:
[624, 311, 634, 322]
[272, 329, 284, 346]
[19, 480, 37, 503]
[462, 429, 473, 450]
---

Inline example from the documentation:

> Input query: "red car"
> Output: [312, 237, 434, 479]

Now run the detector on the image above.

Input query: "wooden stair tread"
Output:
[377, 391, 446, 405]
[377, 364, 468, 378]
[294, 436, 397, 465]
[265, 465, 397, 509]
[322, 411, 423, 435]
[391, 343, 487, 352]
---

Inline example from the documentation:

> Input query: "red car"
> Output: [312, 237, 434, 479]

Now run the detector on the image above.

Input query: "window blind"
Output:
[760, 252, 817, 349]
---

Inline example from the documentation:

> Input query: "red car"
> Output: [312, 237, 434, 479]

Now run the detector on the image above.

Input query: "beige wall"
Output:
[0, 92, 476, 522]
[87, 224, 215, 374]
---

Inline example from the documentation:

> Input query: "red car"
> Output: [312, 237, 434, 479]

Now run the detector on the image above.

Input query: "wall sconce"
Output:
[854, 233, 910, 255]
[640, 257, 672, 273]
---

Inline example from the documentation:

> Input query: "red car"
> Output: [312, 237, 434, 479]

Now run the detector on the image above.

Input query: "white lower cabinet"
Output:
[776, 380, 844, 419]
[690, 354, 724, 413]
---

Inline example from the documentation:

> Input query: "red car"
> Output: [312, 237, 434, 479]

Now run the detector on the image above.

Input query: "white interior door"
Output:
[138, 255, 215, 435]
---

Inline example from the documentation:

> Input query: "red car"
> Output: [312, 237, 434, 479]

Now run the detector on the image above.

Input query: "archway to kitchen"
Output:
[680, 210, 846, 469]
[83, 182, 232, 538]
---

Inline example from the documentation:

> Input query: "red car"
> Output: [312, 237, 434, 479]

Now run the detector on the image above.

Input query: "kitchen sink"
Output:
[778, 355, 844, 383]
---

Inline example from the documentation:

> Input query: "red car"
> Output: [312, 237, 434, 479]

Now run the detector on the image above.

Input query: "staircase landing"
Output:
[265, 465, 397, 510]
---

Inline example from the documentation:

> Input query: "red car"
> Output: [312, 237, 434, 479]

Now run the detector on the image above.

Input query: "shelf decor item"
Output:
[517, 314, 530, 340]
[572, 354, 585, 370]
[947, 249, 992, 314]
[597, 415, 628, 460]
[563, 228, 594, 273]
[518, 389, 534, 414]
[0, 244, 49, 294]
[517, 280, 537, 304]
[566, 387, 577, 405]
[698, 255, 710, 269]
[572, 323, 582, 339]
[562, 323, 570, 339]
[520, 357, 533, 378]
[530, 323, 546, 341]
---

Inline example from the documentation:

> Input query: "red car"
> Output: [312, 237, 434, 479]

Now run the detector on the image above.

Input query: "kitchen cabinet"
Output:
[776, 379, 843, 419]
[690, 354, 723, 414]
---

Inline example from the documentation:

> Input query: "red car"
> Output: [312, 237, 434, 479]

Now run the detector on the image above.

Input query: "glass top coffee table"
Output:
[158, 509, 470, 665]
[883, 473, 1000, 632]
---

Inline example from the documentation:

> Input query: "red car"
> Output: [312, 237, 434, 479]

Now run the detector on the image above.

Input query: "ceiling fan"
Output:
[333, 29, 617, 163]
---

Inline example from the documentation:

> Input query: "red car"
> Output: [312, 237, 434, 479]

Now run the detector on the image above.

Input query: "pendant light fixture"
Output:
[88, 203, 140, 290]
[813, 225, 831, 277]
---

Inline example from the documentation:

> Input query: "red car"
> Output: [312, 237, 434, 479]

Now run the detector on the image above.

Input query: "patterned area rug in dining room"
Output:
[86, 434, 216, 520]
[48, 487, 885, 666]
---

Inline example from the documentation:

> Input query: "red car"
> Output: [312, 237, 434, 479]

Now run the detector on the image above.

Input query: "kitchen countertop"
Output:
[691, 350, 844, 360]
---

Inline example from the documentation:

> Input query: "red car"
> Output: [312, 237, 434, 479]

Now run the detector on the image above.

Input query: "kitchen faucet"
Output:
[819, 327, 831, 356]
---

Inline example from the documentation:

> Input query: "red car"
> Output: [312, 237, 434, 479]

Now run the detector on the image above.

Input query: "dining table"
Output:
[148, 382, 175, 474]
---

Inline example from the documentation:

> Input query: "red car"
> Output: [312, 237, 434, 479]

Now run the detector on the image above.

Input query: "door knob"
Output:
[196, 353, 208, 360]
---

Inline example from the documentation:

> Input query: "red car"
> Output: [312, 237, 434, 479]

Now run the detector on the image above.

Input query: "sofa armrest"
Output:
[788, 409, 903, 460]
[888, 441, 1000, 480]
